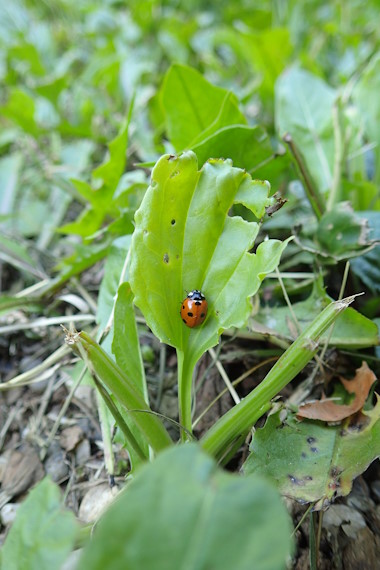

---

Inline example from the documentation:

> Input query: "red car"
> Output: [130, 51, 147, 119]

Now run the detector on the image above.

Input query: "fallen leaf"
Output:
[60, 425, 84, 452]
[297, 362, 377, 422]
[0, 445, 45, 508]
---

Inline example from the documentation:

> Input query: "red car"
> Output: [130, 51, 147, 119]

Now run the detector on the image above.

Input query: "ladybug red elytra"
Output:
[180, 290, 208, 328]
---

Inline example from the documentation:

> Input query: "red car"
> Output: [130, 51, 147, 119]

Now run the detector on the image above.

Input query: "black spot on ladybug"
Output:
[171, 219, 176, 225]
[187, 312, 193, 317]
[182, 305, 185, 309]
[182, 319, 187, 324]
[201, 313, 205, 318]
[163, 253, 169, 263]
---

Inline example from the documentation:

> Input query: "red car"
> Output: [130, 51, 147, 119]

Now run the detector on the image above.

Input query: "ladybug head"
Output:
[187, 290, 205, 300]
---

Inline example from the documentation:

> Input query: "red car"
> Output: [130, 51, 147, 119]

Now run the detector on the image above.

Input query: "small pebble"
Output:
[78, 483, 117, 523]
[75, 439, 91, 465]
[0, 503, 20, 526]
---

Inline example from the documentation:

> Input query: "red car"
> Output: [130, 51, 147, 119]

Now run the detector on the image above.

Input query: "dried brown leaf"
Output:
[297, 362, 377, 422]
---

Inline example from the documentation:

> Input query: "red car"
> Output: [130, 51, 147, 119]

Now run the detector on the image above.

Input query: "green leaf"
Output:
[243, 28, 292, 100]
[275, 68, 336, 193]
[192, 125, 274, 172]
[92, 115, 129, 199]
[78, 444, 293, 570]
[244, 402, 380, 509]
[315, 201, 376, 259]
[2, 89, 39, 136]
[54, 239, 112, 286]
[129, 151, 288, 360]
[129, 151, 289, 431]
[161, 64, 246, 150]
[254, 275, 379, 349]
[1, 478, 77, 570]
[112, 282, 146, 399]
[111, 282, 149, 468]
[97, 236, 131, 333]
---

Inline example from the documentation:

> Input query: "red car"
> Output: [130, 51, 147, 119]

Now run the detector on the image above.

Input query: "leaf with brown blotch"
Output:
[297, 362, 377, 422]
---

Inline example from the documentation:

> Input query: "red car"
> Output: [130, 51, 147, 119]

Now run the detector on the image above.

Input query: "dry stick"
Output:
[208, 347, 241, 405]
[0, 345, 71, 391]
[276, 267, 325, 377]
[317, 261, 351, 367]
[283, 133, 324, 220]
[41, 365, 88, 461]
[275, 267, 301, 336]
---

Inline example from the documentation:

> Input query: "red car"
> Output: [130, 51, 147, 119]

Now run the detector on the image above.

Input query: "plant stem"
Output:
[177, 349, 194, 441]
[283, 133, 324, 220]
[200, 296, 356, 460]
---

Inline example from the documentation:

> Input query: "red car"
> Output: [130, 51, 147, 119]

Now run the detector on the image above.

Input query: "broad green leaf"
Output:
[192, 125, 274, 172]
[161, 64, 246, 150]
[352, 53, 380, 183]
[254, 275, 379, 349]
[129, 151, 290, 431]
[78, 444, 293, 570]
[1, 478, 77, 570]
[244, 402, 380, 509]
[275, 68, 336, 193]
[129, 151, 289, 361]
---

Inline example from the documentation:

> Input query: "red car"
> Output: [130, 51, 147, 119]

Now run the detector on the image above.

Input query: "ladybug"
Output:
[180, 290, 208, 328]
